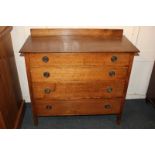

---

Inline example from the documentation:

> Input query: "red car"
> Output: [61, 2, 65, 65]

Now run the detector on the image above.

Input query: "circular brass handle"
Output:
[42, 56, 49, 63]
[46, 105, 52, 110]
[106, 87, 113, 93]
[109, 71, 115, 77]
[43, 72, 50, 78]
[44, 88, 52, 94]
[104, 104, 112, 109]
[111, 56, 118, 62]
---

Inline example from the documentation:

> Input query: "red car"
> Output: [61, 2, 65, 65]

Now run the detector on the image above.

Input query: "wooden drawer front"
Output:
[29, 53, 131, 67]
[35, 98, 122, 116]
[31, 66, 128, 82]
[32, 81, 126, 100]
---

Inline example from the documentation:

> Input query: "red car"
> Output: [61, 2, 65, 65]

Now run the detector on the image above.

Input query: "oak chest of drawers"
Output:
[20, 29, 139, 125]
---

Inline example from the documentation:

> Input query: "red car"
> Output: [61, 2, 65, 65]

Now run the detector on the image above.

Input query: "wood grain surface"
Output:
[29, 53, 131, 67]
[0, 26, 24, 128]
[35, 98, 122, 116]
[30, 66, 128, 82]
[20, 29, 139, 54]
[31, 28, 123, 38]
[32, 80, 126, 100]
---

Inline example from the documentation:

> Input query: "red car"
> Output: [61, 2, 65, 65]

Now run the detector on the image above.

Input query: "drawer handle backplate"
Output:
[42, 56, 49, 63]
[111, 56, 118, 62]
[104, 104, 112, 109]
[109, 71, 116, 77]
[106, 87, 113, 93]
[43, 72, 50, 78]
[44, 88, 52, 94]
[46, 105, 52, 110]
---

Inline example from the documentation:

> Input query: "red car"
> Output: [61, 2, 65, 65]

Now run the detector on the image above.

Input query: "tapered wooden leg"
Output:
[116, 114, 122, 125]
[33, 115, 38, 126]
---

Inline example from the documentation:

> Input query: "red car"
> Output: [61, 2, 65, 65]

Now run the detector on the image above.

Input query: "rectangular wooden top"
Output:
[20, 29, 139, 54]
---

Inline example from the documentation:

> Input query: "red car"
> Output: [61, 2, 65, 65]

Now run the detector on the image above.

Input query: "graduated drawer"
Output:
[30, 66, 128, 82]
[32, 81, 126, 100]
[34, 98, 122, 116]
[29, 53, 131, 67]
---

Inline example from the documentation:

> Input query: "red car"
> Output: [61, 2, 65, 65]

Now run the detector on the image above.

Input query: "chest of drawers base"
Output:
[20, 29, 139, 126]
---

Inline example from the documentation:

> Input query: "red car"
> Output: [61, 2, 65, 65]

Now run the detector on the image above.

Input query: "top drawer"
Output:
[29, 53, 131, 67]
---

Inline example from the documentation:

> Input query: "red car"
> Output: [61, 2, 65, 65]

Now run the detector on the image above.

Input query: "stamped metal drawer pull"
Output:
[104, 104, 112, 109]
[111, 56, 118, 62]
[106, 87, 113, 93]
[42, 56, 49, 63]
[46, 105, 52, 110]
[43, 72, 50, 78]
[109, 71, 115, 77]
[44, 88, 52, 94]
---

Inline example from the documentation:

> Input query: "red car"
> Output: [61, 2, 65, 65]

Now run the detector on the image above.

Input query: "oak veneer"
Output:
[20, 35, 139, 53]
[20, 28, 139, 126]
[32, 81, 126, 100]
[30, 66, 128, 82]
[30, 29, 123, 38]
[35, 98, 123, 116]
[29, 53, 131, 67]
